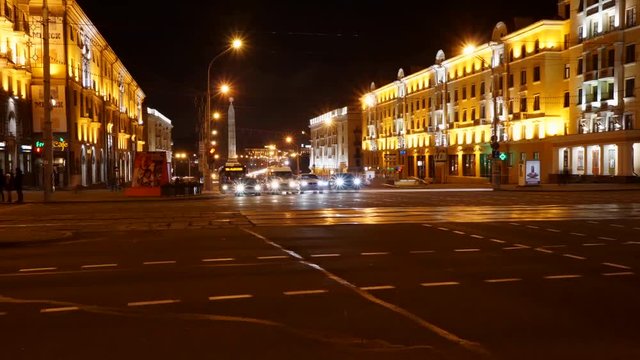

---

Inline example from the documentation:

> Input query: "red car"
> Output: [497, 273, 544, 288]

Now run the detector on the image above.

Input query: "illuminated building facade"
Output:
[362, 0, 640, 184]
[28, 0, 145, 188]
[309, 106, 362, 175]
[146, 107, 173, 158]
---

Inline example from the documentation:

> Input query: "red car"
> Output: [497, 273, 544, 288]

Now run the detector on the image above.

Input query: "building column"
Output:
[618, 142, 634, 176]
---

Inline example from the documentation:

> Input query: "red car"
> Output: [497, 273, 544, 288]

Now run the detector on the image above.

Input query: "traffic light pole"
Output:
[490, 66, 501, 189]
[43, 0, 53, 201]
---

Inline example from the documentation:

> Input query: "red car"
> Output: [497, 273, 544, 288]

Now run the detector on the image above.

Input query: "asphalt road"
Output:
[1, 189, 640, 359]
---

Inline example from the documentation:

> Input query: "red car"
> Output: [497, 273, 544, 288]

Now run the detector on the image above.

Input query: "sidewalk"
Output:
[1, 189, 221, 204]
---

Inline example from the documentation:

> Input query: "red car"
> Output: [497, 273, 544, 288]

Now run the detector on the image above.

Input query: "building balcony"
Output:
[599, 67, 614, 79]
[584, 70, 598, 82]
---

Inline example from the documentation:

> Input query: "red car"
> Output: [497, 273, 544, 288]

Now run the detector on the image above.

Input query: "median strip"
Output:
[583, 243, 605, 246]
[453, 231, 466, 235]
[209, 294, 253, 301]
[40, 306, 79, 313]
[437, 227, 449, 231]
[490, 239, 506, 244]
[454, 249, 480, 252]
[598, 237, 616, 241]
[570, 232, 586, 237]
[546, 228, 561, 232]
[470, 235, 484, 239]
[409, 250, 435, 254]
[535, 248, 554, 254]
[127, 299, 180, 307]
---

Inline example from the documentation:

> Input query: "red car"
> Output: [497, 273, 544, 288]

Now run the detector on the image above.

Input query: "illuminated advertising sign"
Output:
[525, 160, 541, 185]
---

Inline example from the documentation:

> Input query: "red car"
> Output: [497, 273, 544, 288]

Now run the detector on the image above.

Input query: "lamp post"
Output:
[285, 136, 300, 175]
[203, 38, 242, 192]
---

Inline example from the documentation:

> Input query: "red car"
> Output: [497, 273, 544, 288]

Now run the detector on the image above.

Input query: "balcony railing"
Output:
[584, 70, 598, 82]
[599, 67, 614, 79]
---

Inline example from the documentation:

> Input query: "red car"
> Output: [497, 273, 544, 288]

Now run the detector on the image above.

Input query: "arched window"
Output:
[534, 39, 540, 53]
[521, 44, 527, 58]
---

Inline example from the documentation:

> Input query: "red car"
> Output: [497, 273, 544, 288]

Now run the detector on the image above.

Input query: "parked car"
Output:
[329, 173, 362, 190]
[233, 177, 262, 196]
[297, 173, 328, 193]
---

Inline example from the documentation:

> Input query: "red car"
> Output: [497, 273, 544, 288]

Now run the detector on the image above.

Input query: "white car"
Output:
[297, 173, 328, 193]
[264, 176, 300, 194]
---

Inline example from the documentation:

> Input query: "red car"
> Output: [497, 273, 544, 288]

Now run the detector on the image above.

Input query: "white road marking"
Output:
[563, 254, 586, 260]
[40, 306, 79, 313]
[421, 281, 460, 287]
[409, 250, 435, 254]
[453, 231, 466, 235]
[454, 249, 480, 252]
[509, 223, 520, 226]
[598, 237, 616, 241]
[583, 243, 606, 246]
[361, 252, 389, 256]
[81, 264, 117, 269]
[284, 289, 328, 296]
[526, 225, 540, 229]
[586, 221, 599, 224]
[610, 224, 624, 228]
[19, 267, 56, 273]
[310, 253, 341, 258]
[535, 248, 554, 254]
[570, 232, 586, 237]
[546, 228, 561, 232]
[484, 278, 521, 283]
[143, 261, 176, 265]
[257, 255, 289, 260]
[202, 258, 234, 262]
[209, 294, 253, 301]
[422, 224, 433, 227]
[470, 235, 484, 239]
[542, 245, 567, 248]
[360, 285, 395, 291]
[127, 299, 180, 307]
[634, 227, 640, 231]
[503, 246, 527, 250]
[0, 312, 6, 316]
[602, 262, 632, 270]
[544, 274, 582, 279]
[602, 272, 635, 276]
[624, 241, 640, 245]
[513, 244, 530, 248]
[490, 239, 506, 244]
[437, 227, 449, 231]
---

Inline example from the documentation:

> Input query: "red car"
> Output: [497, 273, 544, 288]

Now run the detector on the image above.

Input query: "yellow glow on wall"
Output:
[465, 130, 472, 144]
[475, 129, 482, 144]
[513, 123, 522, 141]
[484, 130, 491, 143]
[525, 122, 535, 140]
[449, 132, 456, 145]
[538, 123, 546, 139]
[457, 132, 463, 145]
[546, 120, 560, 136]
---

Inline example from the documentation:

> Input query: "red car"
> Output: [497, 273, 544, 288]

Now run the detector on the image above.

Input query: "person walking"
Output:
[5, 171, 14, 203]
[0, 168, 4, 203]
[14, 168, 23, 203]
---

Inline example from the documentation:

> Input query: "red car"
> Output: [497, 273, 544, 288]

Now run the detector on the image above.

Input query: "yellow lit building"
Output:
[362, 0, 640, 184]
[28, 0, 145, 188]
[309, 106, 362, 176]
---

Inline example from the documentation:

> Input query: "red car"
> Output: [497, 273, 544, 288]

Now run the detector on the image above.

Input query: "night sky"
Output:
[79, 0, 558, 151]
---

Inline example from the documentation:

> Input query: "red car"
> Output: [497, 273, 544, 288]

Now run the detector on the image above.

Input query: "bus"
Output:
[218, 165, 247, 193]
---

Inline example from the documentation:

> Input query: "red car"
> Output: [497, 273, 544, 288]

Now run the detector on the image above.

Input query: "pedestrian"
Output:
[5, 171, 14, 203]
[0, 168, 4, 203]
[14, 167, 23, 204]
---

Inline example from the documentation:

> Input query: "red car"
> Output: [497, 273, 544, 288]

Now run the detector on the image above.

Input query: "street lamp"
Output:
[285, 136, 300, 175]
[203, 38, 243, 191]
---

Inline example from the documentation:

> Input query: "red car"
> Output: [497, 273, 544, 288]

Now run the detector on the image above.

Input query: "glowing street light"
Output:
[220, 84, 231, 94]
[232, 38, 243, 50]
[213, 112, 221, 120]
[463, 44, 476, 55]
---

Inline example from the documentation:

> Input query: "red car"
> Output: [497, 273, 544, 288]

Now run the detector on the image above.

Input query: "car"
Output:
[297, 173, 328, 193]
[329, 173, 362, 190]
[233, 177, 262, 196]
[264, 176, 300, 194]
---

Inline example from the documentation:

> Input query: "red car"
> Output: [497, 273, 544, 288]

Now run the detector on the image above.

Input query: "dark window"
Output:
[462, 110, 467, 122]
[454, 89, 459, 102]
[627, 7, 637, 27]
[577, 88, 583, 104]
[428, 97, 432, 108]
[592, 53, 599, 71]
[564, 33, 569, 49]
[577, 57, 584, 75]
[448, 155, 458, 175]
[509, 49, 514, 62]
[608, 49, 615, 67]
[480, 81, 485, 96]
[471, 108, 476, 120]
[520, 97, 528, 112]
[521, 70, 527, 85]
[626, 44, 636, 63]
[625, 78, 635, 97]
[480, 104, 486, 118]
[534, 39, 540, 53]
[564, 92, 570, 107]
[471, 84, 476, 98]
[462, 154, 476, 176]
[462, 87, 467, 100]
[521, 44, 527, 58]
[73, 90, 78, 106]
[508, 100, 514, 113]
[508, 73, 514, 88]
[422, 98, 426, 108]
[533, 94, 540, 111]
[564, 64, 570, 79]
[533, 66, 541, 82]
[533, 152, 540, 160]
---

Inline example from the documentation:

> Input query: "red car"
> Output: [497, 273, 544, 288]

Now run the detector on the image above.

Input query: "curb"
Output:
[0, 231, 73, 248]
[20, 195, 222, 204]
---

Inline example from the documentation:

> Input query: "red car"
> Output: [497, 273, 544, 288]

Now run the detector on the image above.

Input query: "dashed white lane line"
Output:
[598, 237, 616, 241]
[490, 239, 506, 244]
[503, 246, 527, 250]
[257, 255, 289, 260]
[202, 258, 234, 262]
[602, 272, 635, 276]
[422, 224, 433, 227]
[410, 250, 435, 254]
[513, 244, 530, 249]
[453, 230, 466, 235]
[509, 223, 520, 226]
[19, 267, 57, 273]
[81, 264, 117, 269]
[310, 253, 341, 258]
[454, 248, 480, 252]
[570, 232, 586, 237]
[544, 274, 583, 279]
[484, 278, 521, 283]
[127, 299, 180, 307]
[360, 285, 395, 291]
[634, 227, 640, 231]
[563, 254, 586, 260]
[470, 235, 484, 239]
[526, 225, 540, 229]
[535, 248, 554, 254]
[602, 262, 632, 270]
[0, 312, 6, 316]
[624, 241, 640, 245]
[143, 261, 176, 265]
[421, 281, 460, 287]
[546, 228, 561, 233]
[610, 224, 624, 228]
[583, 243, 606, 246]
[284, 289, 328, 296]
[361, 252, 389, 256]
[40, 306, 79, 313]
[542, 245, 567, 248]
[209, 294, 253, 301]
[586, 221, 600, 224]
[437, 227, 449, 231]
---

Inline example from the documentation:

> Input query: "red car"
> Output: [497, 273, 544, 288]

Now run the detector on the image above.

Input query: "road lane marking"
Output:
[544, 274, 582, 279]
[143, 261, 176, 265]
[310, 253, 341, 258]
[610, 224, 624, 228]
[583, 243, 606, 246]
[202, 258, 234, 262]
[526, 225, 540, 229]
[484, 278, 521, 283]
[509, 223, 520, 226]
[586, 221, 599, 224]
[535, 248, 554, 254]
[360, 285, 395, 291]
[81, 264, 117, 269]
[410, 250, 435, 254]
[361, 252, 389, 256]
[503, 246, 527, 250]
[624, 241, 640, 245]
[437, 227, 449, 231]
[40, 306, 79, 313]
[422, 224, 433, 227]
[546, 228, 561, 232]
[602, 262, 632, 270]
[542, 245, 567, 248]
[257, 255, 289, 260]
[634, 227, 640, 231]
[602, 271, 635, 276]
[563, 254, 586, 260]
[421, 281, 459, 287]
[598, 237, 616, 241]
[490, 239, 506, 244]
[453, 231, 466, 235]
[0, 312, 6, 316]
[127, 299, 180, 307]
[513, 244, 530, 248]
[284, 289, 328, 296]
[19, 267, 57, 273]
[470, 235, 484, 239]
[209, 294, 253, 301]
[454, 249, 480, 252]
[570, 232, 586, 237]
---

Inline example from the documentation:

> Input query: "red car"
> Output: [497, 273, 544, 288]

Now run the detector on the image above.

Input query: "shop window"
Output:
[533, 152, 540, 160]
[462, 154, 476, 176]
[448, 155, 458, 175]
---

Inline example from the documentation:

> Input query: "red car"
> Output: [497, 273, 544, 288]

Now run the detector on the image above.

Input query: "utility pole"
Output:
[43, 0, 53, 201]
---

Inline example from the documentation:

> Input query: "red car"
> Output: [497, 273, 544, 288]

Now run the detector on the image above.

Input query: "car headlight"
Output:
[271, 181, 280, 189]
[319, 180, 328, 187]
[222, 184, 229, 190]
[289, 180, 297, 188]
[354, 178, 361, 185]
[255, 185, 262, 191]
[235, 184, 245, 192]
[336, 178, 345, 186]
[301, 181, 308, 187]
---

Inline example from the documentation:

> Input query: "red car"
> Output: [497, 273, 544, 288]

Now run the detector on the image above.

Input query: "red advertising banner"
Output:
[125, 151, 170, 197]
